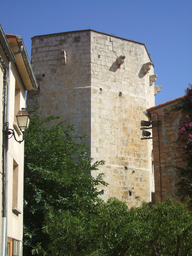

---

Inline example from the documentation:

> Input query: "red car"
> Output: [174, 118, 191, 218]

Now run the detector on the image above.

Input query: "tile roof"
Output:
[147, 96, 184, 112]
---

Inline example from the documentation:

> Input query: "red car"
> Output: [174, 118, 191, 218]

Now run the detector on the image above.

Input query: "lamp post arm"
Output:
[6, 127, 25, 144]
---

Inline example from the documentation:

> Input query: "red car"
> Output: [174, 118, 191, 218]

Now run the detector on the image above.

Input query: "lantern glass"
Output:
[16, 108, 30, 131]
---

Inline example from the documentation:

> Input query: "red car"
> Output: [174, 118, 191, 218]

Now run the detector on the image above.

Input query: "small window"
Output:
[13, 239, 20, 256]
[12, 160, 21, 215]
[7, 237, 11, 256]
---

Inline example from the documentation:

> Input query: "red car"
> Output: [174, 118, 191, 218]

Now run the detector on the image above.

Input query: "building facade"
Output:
[147, 97, 186, 203]
[27, 30, 161, 206]
[0, 25, 38, 256]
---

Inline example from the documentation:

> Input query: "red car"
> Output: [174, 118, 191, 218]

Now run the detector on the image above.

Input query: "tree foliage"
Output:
[34, 198, 192, 256]
[24, 112, 106, 255]
[176, 84, 192, 200]
[24, 111, 192, 256]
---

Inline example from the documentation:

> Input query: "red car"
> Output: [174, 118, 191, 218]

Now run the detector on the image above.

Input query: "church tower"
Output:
[27, 30, 161, 206]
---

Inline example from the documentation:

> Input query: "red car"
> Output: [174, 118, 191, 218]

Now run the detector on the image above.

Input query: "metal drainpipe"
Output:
[2, 62, 11, 256]
[1, 64, 7, 256]
[153, 111, 162, 202]
[5, 62, 11, 256]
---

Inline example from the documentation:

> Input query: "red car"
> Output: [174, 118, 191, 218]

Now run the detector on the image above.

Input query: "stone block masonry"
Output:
[27, 29, 160, 206]
[147, 98, 186, 203]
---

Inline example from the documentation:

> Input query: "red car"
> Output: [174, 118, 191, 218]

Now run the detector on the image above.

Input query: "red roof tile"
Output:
[147, 96, 184, 112]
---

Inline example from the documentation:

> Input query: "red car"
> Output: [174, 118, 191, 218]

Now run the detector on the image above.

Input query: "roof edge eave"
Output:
[147, 96, 185, 112]
[17, 38, 38, 90]
[0, 24, 15, 63]
[6, 34, 38, 90]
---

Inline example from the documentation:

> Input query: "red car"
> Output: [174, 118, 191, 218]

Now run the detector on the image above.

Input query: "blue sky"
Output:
[1, 0, 191, 105]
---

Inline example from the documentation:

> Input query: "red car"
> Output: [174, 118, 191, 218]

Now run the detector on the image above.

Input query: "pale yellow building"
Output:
[0, 24, 38, 256]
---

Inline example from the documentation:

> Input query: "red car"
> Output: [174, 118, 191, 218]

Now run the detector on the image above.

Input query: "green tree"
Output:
[35, 197, 192, 256]
[91, 198, 192, 256]
[176, 84, 192, 201]
[33, 197, 132, 256]
[24, 112, 192, 256]
[24, 112, 106, 255]
[129, 198, 192, 256]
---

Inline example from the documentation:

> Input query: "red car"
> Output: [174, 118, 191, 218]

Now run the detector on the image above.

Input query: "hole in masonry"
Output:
[129, 191, 132, 196]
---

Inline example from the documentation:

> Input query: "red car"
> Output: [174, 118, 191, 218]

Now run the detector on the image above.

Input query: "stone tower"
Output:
[27, 30, 161, 207]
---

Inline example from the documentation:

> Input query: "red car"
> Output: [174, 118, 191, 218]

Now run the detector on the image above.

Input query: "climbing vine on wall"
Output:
[177, 84, 192, 201]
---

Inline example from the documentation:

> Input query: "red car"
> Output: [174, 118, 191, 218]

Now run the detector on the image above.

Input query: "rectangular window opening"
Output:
[13, 239, 20, 256]
[12, 160, 19, 212]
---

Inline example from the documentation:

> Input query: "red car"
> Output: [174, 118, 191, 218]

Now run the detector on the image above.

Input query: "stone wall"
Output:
[148, 99, 186, 203]
[28, 30, 159, 206]
[28, 30, 92, 145]
[89, 31, 156, 206]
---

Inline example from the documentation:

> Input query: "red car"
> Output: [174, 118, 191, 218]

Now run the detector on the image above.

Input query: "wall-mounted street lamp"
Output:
[5, 108, 30, 144]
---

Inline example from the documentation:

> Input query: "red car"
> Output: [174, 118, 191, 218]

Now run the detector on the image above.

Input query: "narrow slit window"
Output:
[12, 160, 19, 210]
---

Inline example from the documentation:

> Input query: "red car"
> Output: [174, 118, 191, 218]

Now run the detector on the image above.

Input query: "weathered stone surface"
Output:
[148, 100, 186, 203]
[154, 85, 162, 95]
[150, 74, 158, 86]
[27, 30, 158, 206]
